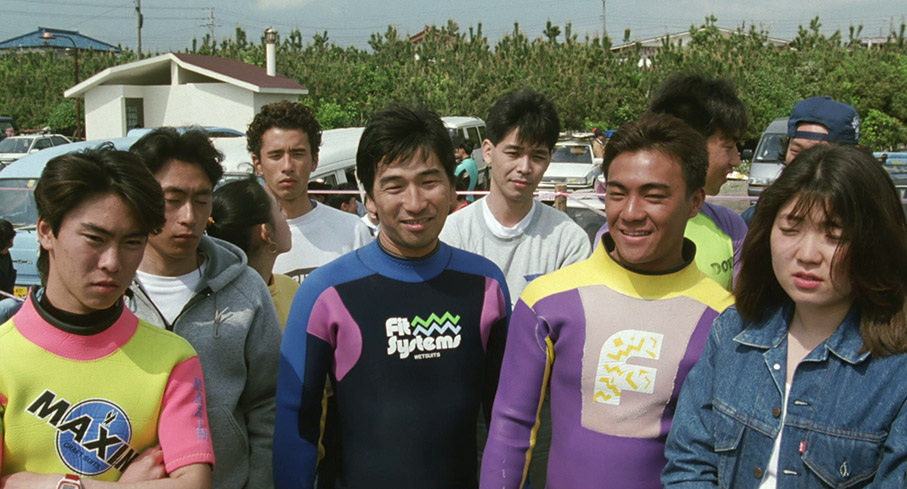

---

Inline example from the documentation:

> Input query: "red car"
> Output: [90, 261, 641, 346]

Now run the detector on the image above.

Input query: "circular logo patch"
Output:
[55, 399, 132, 476]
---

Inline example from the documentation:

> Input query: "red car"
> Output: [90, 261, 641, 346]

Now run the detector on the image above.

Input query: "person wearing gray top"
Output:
[441, 89, 590, 304]
[128, 128, 282, 489]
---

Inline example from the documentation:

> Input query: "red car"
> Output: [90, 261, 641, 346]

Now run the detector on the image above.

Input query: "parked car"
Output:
[746, 117, 787, 196]
[0, 133, 72, 167]
[0, 127, 247, 295]
[442, 116, 490, 189]
[874, 150, 907, 214]
[539, 139, 602, 189]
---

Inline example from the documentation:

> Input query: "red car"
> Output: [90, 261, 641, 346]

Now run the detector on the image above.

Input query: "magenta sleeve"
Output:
[159, 356, 216, 473]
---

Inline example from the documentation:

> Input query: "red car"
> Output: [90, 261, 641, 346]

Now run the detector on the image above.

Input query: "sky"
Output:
[4, 0, 905, 53]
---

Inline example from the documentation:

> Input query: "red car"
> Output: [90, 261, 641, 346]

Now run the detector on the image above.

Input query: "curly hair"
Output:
[246, 100, 322, 159]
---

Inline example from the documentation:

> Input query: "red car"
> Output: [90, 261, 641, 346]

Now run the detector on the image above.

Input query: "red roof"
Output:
[172, 53, 305, 91]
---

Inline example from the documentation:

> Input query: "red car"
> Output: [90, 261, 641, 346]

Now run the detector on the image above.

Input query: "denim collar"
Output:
[733, 301, 869, 365]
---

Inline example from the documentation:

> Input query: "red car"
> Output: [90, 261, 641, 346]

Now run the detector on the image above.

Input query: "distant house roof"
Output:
[65, 52, 307, 98]
[0, 27, 119, 52]
[611, 26, 789, 53]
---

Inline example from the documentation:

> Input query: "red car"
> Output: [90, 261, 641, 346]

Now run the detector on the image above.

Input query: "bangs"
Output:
[786, 191, 846, 237]
[378, 141, 435, 169]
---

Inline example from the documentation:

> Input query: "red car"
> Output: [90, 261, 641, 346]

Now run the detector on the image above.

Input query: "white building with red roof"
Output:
[65, 52, 307, 139]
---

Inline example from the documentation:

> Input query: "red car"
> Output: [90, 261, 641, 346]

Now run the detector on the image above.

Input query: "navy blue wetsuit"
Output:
[274, 240, 510, 489]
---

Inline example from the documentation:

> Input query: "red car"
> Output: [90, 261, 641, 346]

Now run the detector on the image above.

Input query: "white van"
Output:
[442, 116, 489, 189]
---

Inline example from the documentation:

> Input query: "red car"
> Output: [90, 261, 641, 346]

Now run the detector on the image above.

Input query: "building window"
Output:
[125, 98, 144, 131]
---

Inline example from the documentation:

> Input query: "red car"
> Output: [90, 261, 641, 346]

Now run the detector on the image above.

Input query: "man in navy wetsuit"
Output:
[273, 104, 511, 489]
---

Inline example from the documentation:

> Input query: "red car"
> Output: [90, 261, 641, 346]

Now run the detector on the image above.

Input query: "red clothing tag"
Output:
[799, 441, 806, 453]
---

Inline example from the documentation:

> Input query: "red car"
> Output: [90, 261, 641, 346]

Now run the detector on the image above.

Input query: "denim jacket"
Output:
[663, 303, 907, 488]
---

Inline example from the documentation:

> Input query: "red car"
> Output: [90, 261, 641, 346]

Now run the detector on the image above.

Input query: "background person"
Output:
[128, 128, 282, 489]
[453, 135, 478, 203]
[325, 182, 361, 215]
[0, 219, 16, 296]
[207, 177, 296, 329]
[247, 100, 372, 283]
[441, 89, 591, 306]
[0, 146, 214, 489]
[664, 145, 907, 488]
[742, 96, 860, 225]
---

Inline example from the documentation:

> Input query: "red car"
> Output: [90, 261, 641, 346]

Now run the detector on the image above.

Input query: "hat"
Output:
[787, 96, 860, 145]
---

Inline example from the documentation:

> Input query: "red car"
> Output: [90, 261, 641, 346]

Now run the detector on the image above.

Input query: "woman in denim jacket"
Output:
[663, 145, 907, 488]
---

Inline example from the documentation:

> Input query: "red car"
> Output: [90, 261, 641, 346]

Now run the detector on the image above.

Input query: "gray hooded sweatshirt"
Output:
[127, 236, 282, 489]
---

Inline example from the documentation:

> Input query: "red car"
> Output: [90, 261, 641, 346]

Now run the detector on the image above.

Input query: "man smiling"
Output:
[480, 113, 733, 489]
[594, 75, 749, 290]
[274, 105, 510, 489]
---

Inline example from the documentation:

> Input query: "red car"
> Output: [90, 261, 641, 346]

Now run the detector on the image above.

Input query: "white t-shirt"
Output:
[273, 201, 373, 282]
[136, 261, 207, 326]
[481, 198, 537, 239]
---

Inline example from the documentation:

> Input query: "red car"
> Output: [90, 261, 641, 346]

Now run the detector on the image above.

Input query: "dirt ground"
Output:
[711, 179, 755, 214]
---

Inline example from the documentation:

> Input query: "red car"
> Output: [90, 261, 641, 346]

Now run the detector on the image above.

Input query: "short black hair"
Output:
[0, 219, 15, 248]
[485, 89, 561, 150]
[130, 127, 224, 186]
[452, 135, 475, 154]
[35, 144, 165, 281]
[208, 176, 274, 255]
[327, 182, 359, 210]
[603, 113, 709, 197]
[648, 74, 748, 140]
[247, 100, 322, 159]
[356, 104, 455, 196]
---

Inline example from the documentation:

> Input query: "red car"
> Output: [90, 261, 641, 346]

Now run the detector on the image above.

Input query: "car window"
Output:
[754, 133, 785, 162]
[345, 168, 357, 186]
[0, 178, 39, 227]
[51, 137, 69, 146]
[319, 174, 338, 187]
[552, 145, 593, 164]
[34, 138, 52, 150]
[467, 127, 480, 146]
[476, 125, 485, 142]
[0, 138, 31, 153]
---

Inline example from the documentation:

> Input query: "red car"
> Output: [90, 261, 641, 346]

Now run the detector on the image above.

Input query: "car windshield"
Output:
[0, 138, 32, 153]
[754, 133, 786, 162]
[552, 145, 593, 164]
[0, 179, 39, 228]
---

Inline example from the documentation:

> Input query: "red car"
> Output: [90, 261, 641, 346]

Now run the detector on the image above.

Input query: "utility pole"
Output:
[601, 0, 608, 39]
[135, 0, 142, 58]
[205, 8, 217, 40]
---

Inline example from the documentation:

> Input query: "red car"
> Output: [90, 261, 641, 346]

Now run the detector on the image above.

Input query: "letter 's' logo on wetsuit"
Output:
[26, 390, 139, 476]
[593, 330, 663, 405]
[386, 312, 462, 360]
